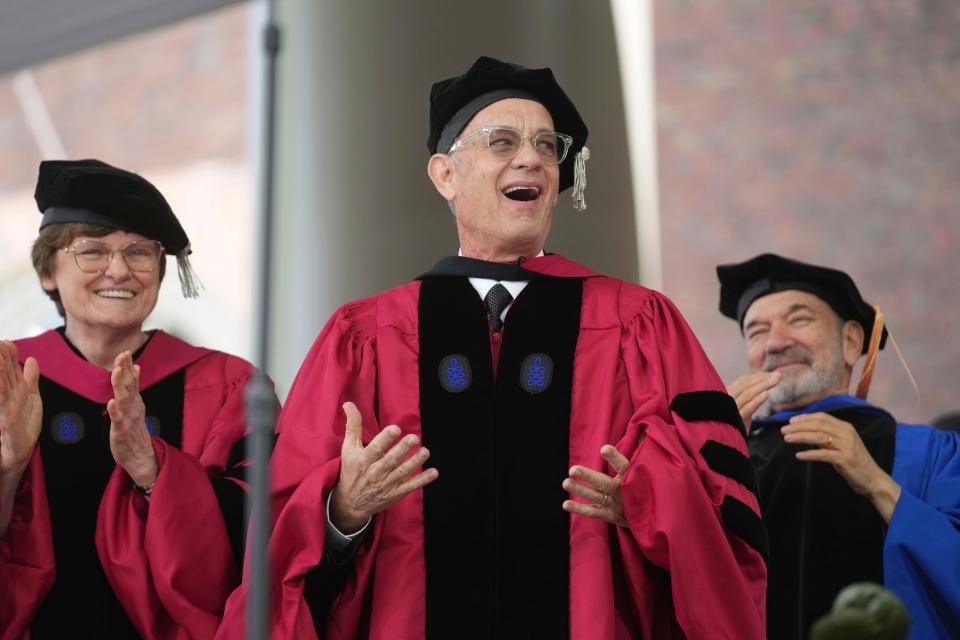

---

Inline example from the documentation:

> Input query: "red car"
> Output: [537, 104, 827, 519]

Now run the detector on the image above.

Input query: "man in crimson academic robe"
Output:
[220, 56, 767, 639]
[719, 254, 960, 639]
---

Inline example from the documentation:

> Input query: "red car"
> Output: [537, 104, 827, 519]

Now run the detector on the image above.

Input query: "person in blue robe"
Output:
[716, 253, 960, 640]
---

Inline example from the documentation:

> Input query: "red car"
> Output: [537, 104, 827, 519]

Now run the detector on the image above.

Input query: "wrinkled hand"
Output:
[107, 351, 158, 488]
[330, 402, 439, 533]
[0, 341, 42, 475]
[562, 444, 629, 527]
[727, 371, 781, 432]
[783, 412, 901, 522]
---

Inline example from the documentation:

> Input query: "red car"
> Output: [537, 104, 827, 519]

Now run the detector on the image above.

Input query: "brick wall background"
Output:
[655, 1, 960, 423]
[2, 2, 957, 419]
[0, 4, 253, 357]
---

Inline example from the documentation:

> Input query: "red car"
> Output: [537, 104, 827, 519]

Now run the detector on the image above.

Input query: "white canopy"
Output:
[0, 0, 245, 76]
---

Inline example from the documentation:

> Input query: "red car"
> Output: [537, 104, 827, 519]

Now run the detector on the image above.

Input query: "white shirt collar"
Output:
[458, 250, 544, 319]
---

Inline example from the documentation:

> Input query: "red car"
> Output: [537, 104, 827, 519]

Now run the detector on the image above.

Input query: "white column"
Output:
[610, 0, 662, 290]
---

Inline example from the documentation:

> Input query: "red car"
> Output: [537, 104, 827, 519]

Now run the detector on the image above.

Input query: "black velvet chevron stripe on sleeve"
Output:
[222, 431, 280, 480]
[720, 496, 769, 563]
[700, 440, 760, 500]
[669, 390, 746, 437]
[210, 432, 279, 567]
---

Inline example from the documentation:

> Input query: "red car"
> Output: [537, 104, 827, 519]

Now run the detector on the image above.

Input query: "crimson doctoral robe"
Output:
[1, 329, 256, 639]
[220, 254, 767, 639]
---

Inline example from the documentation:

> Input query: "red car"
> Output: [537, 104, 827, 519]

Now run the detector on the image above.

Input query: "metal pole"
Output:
[246, 0, 281, 637]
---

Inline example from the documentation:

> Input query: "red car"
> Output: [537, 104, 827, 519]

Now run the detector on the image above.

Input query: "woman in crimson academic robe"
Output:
[0, 159, 267, 639]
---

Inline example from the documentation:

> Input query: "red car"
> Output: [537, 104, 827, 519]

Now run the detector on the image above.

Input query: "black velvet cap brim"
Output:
[716, 253, 887, 353]
[428, 56, 588, 192]
[35, 159, 190, 255]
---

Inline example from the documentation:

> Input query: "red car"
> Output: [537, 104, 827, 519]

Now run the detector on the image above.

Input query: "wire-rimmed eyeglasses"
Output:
[448, 126, 573, 165]
[62, 239, 165, 274]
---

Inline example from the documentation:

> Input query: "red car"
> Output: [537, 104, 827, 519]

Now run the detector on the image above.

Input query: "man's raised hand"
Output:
[562, 444, 629, 527]
[330, 402, 438, 533]
[727, 371, 781, 432]
[783, 411, 901, 522]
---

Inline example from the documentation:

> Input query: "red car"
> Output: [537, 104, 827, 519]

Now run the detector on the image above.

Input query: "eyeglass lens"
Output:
[486, 128, 568, 164]
[71, 240, 163, 273]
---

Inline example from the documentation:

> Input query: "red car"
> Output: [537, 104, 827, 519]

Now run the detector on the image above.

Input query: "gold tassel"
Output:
[572, 146, 590, 211]
[855, 305, 884, 399]
[854, 304, 921, 407]
[888, 330, 921, 408]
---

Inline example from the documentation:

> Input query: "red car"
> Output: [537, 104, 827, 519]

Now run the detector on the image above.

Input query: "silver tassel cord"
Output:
[572, 146, 590, 211]
[175, 245, 204, 298]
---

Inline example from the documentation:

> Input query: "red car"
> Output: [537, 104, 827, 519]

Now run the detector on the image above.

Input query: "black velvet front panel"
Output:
[419, 277, 499, 639]
[749, 406, 896, 640]
[31, 370, 184, 639]
[419, 276, 582, 639]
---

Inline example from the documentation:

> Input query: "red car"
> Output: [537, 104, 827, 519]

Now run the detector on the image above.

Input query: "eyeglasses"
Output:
[448, 126, 573, 165]
[62, 239, 165, 274]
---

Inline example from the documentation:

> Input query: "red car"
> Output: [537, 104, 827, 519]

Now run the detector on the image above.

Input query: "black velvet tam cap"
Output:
[428, 56, 588, 192]
[35, 159, 190, 255]
[717, 253, 887, 353]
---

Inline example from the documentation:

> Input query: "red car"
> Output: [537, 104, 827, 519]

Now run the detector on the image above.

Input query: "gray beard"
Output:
[764, 341, 846, 407]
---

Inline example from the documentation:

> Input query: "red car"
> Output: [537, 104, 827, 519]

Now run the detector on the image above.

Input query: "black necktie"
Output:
[484, 283, 513, 332]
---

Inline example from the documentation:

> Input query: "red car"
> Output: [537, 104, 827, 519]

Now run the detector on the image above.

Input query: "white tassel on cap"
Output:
[176, 246, 204, 299]
[572, 146, 590, 211]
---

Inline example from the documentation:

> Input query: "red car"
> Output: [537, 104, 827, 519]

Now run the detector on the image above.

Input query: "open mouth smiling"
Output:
[502, 185, 541, 202]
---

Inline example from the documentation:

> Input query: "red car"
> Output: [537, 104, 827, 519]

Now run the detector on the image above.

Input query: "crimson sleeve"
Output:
[95, 354, 261, 640]
[618, 291, 767, 640]
[0, 450, 55, 640]
[218, 300, 382, 640]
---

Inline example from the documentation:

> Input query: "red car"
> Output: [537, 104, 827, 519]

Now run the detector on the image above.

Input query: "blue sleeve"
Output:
[885, 426, 960, 639]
